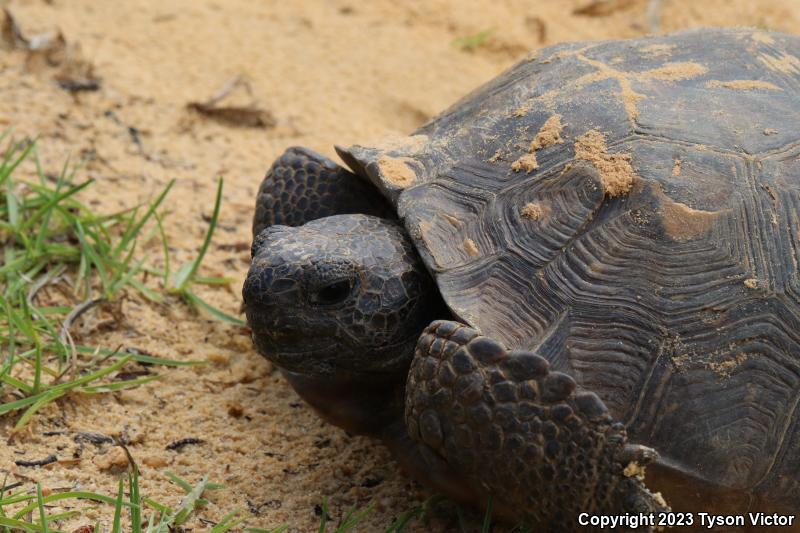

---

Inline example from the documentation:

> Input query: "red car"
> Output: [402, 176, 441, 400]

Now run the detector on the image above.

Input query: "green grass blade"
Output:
[9, 491, 133, 518]
[0, 140, 36, 186]
[182, 290, 245, 326]
[452, 28, 494, 51]
[5, 184, 19, 229]
[191, 275, 234, 285]
[170, 262, 194, 292]
[112, 179, 174, 260]
[209, 509, 244, 533]
[79, 374, 160, 394]
[35, 483, 49, 533]
[130, 465, 142, 533]
[481, 496, 493, 533]
[142, 498, 172, 516]
[14, 389, 67, 428]
[0, 516, 50, 532]
[111, 478, 124, 533]
[335, 501, 373, 532]
[317, 498, 330, 533]
[19, 179, 93, 233]
[172, 178, 223, 291]
[0, 374, 33, 394]
[173, 476, 208, 526]
[74, 220, 111, 296]
[385, 495, 448, 533]
[164, 472, 193, 493]
[154, 210, 170, 289]
[0, 356, 132, 417]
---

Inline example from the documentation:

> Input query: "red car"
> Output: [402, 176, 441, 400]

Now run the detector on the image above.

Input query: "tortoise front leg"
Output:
[252, 147, 393, 237]
[404, 320, 667, 531]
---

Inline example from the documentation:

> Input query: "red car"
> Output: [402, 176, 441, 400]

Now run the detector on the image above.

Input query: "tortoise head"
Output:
[243, 214, 441, 433]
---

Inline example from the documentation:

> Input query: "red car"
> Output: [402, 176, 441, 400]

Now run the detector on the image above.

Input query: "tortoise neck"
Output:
[281, 369, 405, 437]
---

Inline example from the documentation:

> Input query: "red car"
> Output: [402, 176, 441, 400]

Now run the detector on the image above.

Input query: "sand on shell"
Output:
[1, 0, 799, 531]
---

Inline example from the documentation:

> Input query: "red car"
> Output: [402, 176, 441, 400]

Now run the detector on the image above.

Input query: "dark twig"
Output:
[74, 431, 114, 446]
[26, 264, 67, 307]
[0, 480, 24, 492]
[15, 455, 57, 467]
[59, 297, 104, 362]
[60, 297, 104, 344]
[165, 437, 204, 451]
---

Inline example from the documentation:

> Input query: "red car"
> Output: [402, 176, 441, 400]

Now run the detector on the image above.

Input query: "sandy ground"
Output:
[1, 0, 800, 531]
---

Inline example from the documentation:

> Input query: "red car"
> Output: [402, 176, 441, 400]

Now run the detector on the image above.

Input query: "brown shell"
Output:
[337, 28, 800, 509]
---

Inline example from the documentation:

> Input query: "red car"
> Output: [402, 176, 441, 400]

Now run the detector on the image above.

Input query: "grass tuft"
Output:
[0, 135, 239, 428]
[165, 176, 245, 326]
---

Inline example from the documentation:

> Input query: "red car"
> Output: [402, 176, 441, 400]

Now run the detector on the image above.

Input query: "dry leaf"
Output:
[187, 76, 276, 129]
[573, 0, 637, 16]
[187, 102, 276, 128]
[2, 9, 101, 92]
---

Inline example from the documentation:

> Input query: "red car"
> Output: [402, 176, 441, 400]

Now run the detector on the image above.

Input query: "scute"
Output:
[338, 28, 800, 508]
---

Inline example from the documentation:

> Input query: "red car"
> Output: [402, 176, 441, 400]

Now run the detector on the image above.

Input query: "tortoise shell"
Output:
[337, 28, 800, 509]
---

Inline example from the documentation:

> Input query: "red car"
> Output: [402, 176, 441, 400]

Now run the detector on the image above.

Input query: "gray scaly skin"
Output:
[243, 148, 665, 531]
[252, 146, 393, 236]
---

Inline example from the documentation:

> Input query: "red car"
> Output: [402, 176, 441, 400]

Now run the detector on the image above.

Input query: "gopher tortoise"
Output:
[243, 28, 800, 531]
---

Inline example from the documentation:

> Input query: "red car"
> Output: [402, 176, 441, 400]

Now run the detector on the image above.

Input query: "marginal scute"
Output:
[377, 155, 417, 188]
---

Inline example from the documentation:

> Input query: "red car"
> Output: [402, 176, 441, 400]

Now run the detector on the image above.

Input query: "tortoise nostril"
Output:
[243, 268, 300, 308]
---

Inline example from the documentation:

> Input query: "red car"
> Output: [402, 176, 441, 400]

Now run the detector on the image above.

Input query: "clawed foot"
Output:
[253, 147, 393, 236]
[405, 320, 667, 531]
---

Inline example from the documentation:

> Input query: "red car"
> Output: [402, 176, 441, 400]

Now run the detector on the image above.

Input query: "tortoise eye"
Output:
[310, 279, 353, 306]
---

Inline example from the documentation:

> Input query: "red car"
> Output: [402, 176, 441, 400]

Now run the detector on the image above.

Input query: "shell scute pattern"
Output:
[340, 29, 800, 504]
